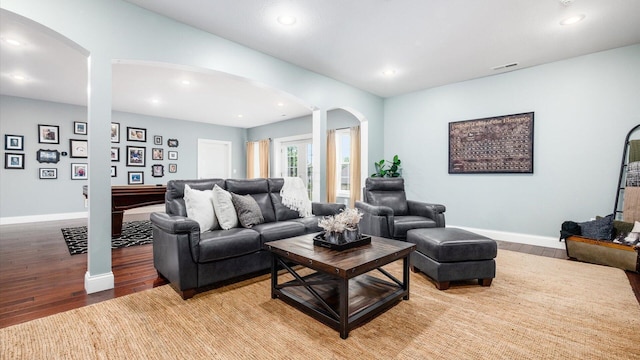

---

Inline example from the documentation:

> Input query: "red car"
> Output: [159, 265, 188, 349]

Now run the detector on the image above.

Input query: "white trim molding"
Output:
[85, 271, 115, 294]
[0, 211, 88, 225]
[450, 225, 564, 250]
[0, 206, 164, 225]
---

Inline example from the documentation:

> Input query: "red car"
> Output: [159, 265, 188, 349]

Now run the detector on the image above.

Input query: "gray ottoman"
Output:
[407, 228, 497, 290]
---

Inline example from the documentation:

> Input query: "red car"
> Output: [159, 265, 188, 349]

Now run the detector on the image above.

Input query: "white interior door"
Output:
[197, 139, 231, 179]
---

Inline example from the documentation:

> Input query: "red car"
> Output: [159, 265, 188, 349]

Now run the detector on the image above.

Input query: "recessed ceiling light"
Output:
[277, 102, 284, 107]
[4, 38, 22, 46]
[181, 80, 191, 85]
[382, 69, 397, 77]
[10, 74, 26, 80]
[277, 15, 297, 26]
[560, 14, 585, 25]
[150, 98, 160, 104]
[238, 114, 243, 118]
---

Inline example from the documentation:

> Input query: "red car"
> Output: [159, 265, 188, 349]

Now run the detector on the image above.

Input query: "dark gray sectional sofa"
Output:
[150, 178, 345, 299]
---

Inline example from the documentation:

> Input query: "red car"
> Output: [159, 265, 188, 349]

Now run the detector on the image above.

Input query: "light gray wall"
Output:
[0, 96, 88, 218]
[112, 111, 247, 182]
[384, 44, 640, 239]
[1, 97, 363, 219]
[247, 109, 361, 142]
[327, 109, 360, 130]
[247, 116, 312, 141]
[0, 0, 384, 286]
[0, 95, 246, 218]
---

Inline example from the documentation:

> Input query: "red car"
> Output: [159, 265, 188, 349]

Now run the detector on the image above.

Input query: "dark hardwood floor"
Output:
[1, 215, 638, 329]
[0, 212, 166, 329]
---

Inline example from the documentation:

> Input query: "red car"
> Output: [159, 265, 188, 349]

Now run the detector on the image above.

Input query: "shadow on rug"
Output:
[61, 220, 152, 255]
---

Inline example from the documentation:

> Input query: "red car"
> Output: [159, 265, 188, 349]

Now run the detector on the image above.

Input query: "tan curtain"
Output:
[258, 139, 270, 178]
[349, 125, 361, 208]
[246, 141, 256, 179]
[326, 129, 336, 203]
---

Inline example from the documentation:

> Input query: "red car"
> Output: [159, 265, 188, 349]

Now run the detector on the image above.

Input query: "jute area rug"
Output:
[1, 250, 638, 360]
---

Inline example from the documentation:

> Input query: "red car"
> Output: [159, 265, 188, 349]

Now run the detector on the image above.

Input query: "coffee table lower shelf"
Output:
[271, 260, 409, 339]
[267, 234, 415, 339]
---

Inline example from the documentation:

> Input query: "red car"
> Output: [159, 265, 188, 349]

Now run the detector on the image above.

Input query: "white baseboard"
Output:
[0, 205, 164, 225]
[85, 271, 115, 294]
[450, 225, 564, 250]
[0, 211, 88, 225]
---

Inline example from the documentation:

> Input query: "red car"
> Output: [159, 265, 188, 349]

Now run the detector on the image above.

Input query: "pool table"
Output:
[83, 185, 166, 237]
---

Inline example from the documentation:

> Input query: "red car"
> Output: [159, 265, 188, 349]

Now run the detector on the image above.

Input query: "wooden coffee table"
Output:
[266, 234, 416, 339]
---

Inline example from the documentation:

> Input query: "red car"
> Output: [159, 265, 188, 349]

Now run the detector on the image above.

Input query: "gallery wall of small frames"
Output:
[3, 121, 179, 184]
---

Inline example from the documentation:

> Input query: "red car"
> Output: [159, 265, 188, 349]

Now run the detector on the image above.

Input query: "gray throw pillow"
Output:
[579, 214, 614, 240]
[230, 193, 264, 228]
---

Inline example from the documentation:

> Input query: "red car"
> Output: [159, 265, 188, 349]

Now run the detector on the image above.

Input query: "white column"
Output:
[85, 54, 114, 294]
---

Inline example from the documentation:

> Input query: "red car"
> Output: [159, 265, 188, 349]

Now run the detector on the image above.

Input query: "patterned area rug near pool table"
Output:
[61, 220, 153, 255]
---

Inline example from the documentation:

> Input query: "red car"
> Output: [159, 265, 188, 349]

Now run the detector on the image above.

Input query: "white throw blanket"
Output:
[281, 177, 312, 217]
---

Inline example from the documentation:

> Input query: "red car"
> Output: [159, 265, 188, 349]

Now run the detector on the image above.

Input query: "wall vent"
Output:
[492, 62, 519, 71]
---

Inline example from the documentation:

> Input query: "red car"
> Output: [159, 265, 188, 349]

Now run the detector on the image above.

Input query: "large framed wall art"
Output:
[449, 112, 534, 174]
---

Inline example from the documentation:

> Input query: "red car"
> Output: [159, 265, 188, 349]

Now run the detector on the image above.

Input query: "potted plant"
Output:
[318, 208, 364, 244]
[371, 155, 402, 177]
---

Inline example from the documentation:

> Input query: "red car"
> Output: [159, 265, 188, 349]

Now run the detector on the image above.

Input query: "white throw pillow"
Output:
[212, 184, 238, 230]
[631, 221, 640, 233]
[184, 184, 218, 233]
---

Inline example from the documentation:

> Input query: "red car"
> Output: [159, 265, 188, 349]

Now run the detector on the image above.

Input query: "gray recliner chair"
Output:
[355, 177, 446, 240]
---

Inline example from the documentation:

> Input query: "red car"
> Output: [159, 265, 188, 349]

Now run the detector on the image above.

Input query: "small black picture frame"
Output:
[5, 135, 24, 150]
[168, 163, 177, 173]
[37, 149, 61, 164]
[127, 127, 147, 142]
[154, 135, 163, 145]
[111, 122, 120, 143]
[128, 171, 144, 185]
[168, 151, 178, 160]
[111, 147, 120, 162]
[71, 163, 88, 180]
[126, 146, 146, 167]
[5, 153, 24, 169]
[152, 148, 163, 160]
[111, 166, 117, 177]
[152, 164, 164, 177]
[38, 124, 60, 144]
[74, 121, 87, 135]
[70, 139, 88, 158]
[167, 138, 179, 147]
[39, 168, 57, 179]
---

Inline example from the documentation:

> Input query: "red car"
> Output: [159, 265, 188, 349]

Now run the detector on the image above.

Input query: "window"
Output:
[286, 145, 298, 177]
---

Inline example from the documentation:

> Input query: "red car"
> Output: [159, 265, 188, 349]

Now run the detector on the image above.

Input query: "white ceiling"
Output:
[125, 0, 640, 97]
[0, 10, 312, 128]
[2, 0, 640, 127]
[111, 61, 313, 128]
